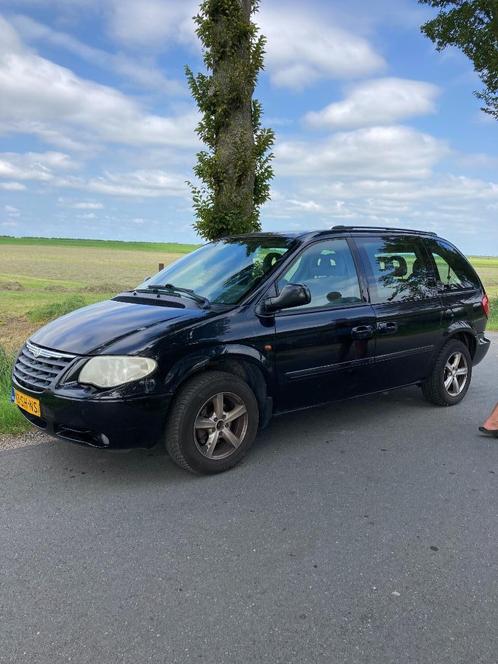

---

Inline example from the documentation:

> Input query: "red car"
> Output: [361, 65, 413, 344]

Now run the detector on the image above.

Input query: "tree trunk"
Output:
[212, 0, 256, 228]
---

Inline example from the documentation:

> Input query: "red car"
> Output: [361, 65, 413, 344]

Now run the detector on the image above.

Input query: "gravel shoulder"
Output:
[0, 429, 49, 451]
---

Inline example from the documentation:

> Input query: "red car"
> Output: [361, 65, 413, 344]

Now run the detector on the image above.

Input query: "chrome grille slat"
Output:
[20, 348, 67, 370]
[17, 355, 60, 376]
[13, 342, 76, 391]
[15, 365, 42, 380]
[15, 365, 53, 382]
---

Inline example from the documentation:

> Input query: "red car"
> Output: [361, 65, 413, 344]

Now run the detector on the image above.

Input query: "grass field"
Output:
[0, 236, 497, 434]
[0, 235, 197, 253]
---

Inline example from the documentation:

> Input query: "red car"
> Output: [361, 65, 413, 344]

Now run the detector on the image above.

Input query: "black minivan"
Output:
[12, 226, 490, 474]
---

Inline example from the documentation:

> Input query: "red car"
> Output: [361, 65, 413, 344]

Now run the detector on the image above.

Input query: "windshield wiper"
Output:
[144, 283, 210, 307]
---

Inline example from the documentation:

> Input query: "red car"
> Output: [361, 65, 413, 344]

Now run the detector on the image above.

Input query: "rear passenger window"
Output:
[277, 239, 362, 310]
[356, 236, 434, 304]
[427, 239, 480, 291]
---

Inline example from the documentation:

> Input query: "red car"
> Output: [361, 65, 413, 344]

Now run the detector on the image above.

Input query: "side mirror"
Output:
[260, 283, 311, 314]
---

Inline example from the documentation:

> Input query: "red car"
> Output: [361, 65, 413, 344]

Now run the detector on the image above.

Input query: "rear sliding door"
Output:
[353, 234, 443, 390]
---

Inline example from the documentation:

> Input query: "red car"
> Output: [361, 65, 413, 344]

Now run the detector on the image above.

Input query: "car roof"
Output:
[227, 226, 439, 242]
[324, 225, 438, 237]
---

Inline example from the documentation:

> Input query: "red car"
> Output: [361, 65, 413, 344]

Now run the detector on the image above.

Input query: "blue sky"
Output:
[0, 0, 497, 253]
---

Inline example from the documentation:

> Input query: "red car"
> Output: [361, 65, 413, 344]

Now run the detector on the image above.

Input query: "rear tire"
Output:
[422, 340, 472, 407]
[165, 371, 259, 475]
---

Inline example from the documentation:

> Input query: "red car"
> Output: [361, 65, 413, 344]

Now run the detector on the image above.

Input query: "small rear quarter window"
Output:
[427, 239, 480, 292]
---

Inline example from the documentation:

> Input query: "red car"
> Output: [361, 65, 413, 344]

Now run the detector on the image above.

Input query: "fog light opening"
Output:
[100, 434, 110, 447]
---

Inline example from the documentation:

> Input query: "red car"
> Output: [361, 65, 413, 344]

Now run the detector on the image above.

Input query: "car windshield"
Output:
[136, 237, 296, 305]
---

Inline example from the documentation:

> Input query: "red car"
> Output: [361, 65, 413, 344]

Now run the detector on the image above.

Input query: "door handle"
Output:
[351, 325, 374, 340]
[377, 321, 398, 335]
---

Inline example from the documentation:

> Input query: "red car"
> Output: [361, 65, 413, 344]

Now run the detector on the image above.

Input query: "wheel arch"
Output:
[443, 322, 477, 359]
[163, 345, 274, 427]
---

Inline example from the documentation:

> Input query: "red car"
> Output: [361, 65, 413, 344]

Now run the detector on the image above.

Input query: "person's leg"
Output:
[482, 403, 498, 431]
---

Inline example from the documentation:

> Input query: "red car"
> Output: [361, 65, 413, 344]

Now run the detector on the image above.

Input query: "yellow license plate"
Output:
[14, 389, 41, 417]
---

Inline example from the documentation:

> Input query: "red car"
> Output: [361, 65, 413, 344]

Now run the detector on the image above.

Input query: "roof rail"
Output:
[331, 225, 437, 236]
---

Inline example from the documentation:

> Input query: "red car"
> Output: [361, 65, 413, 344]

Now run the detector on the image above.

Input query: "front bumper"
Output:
[473, 333, 491, 367]
[13, 379, 171, 450]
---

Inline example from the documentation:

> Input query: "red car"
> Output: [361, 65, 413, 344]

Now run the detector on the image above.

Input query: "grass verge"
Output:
[0, 346, 30, 435]
[27, 295, 87, 323]
[489, 297, 498, 331]
[1, 294, 94, 434]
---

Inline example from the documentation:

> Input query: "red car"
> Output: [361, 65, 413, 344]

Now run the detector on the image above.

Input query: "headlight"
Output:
[78, 356, 157, 388]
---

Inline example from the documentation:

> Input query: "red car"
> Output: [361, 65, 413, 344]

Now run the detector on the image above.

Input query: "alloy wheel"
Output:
[443, 351, 469, 397]
[193, 392, 249, 460]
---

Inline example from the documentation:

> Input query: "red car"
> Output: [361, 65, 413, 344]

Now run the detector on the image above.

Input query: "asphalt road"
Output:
[1, 336, 498, 664]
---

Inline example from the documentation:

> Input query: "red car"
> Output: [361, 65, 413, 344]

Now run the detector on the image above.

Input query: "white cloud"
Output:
[72, 201, 104, 209]
[305, 78, 440, 129]
[0, 181, 26, 191]
[57, 169, 188, 198]
[318, 0, 433, 33]
[260, 8, 385, 90]
[276, 126, 448, 180]
[0, 0, 100, 9]
[15, 124, 91, 153]
[11, 15, 184, 95]
[0, 151, 77, 182]
[104, 2, 384, 91]
[0, 17, 198, 151]
[265, 173, 498, 244]
[455, 151, 498, 170]
[57, 199, 105, 209]
[287, 199, 324, 212]
[106, 0, 196, 48]
[298, 175, 498, 205]
[5, 205, 20, 216]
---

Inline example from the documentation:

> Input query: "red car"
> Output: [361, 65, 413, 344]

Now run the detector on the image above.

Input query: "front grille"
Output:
[13, 341, 76, 392]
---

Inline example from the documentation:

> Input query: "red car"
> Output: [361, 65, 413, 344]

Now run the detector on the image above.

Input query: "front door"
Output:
[353, 234, 443, 390]
[272, 238, 377, 411]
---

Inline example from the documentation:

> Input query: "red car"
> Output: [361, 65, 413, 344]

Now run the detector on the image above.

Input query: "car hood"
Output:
[29, 296, 210, 355]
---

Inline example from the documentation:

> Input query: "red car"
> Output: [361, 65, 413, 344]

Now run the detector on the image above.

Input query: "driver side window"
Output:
[277, 239, 362, 310]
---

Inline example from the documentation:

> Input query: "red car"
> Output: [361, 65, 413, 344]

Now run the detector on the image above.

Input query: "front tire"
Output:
[422, 340, 472, 407]
[165, 371, 259, 474]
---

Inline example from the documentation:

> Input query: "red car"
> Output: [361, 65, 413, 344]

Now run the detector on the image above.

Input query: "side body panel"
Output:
[424, 237, 488, 349]
[272, 304, 377, 411]
[370, 300, 443, 388]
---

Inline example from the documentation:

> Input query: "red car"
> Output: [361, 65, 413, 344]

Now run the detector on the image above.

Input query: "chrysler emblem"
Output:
[31, 346, 41, 357]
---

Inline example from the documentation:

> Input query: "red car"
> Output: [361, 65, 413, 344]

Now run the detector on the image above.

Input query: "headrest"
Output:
[411, 258, 425, 276]
[262, 252, 283, 272]
[378, 255, 407, 278]
[315, 255, 336, 277]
